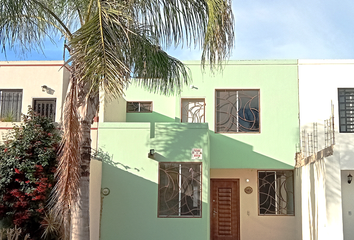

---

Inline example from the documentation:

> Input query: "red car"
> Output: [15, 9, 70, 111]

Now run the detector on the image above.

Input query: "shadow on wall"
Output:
[98, 151, 209, 240]
[98, 110, 297, 240]
[142, 111, 295, 169]
[299, 151, 342, 240]
[126, 111, 176, 138]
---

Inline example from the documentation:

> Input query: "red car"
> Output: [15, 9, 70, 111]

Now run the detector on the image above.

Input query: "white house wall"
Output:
[298, 59, 354, 169]
[298, 59, 354, 240]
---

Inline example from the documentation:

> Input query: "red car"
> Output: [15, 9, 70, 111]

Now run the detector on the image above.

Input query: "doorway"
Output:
[210, 179, 240, 240]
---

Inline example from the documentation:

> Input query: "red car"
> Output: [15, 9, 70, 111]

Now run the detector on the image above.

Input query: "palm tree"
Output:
[0, 0, 234, 239]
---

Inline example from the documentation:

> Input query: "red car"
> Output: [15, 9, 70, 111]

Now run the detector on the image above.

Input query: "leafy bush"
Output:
[0, 110, 61, 239]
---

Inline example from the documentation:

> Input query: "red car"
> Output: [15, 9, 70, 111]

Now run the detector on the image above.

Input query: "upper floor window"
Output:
[158, 162, 202, 218]
[338, 88, 354, 133]
[258, 170, 294, 216]
[33, 98, 56, 121]
[215, 89, 260, 133]
[126, 101, 152, 113]
[181, 98, 205, 123]
[0, 90, 22, 122]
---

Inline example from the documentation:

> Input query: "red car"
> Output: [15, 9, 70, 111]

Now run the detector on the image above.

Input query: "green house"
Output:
[98, 60, 300, 240]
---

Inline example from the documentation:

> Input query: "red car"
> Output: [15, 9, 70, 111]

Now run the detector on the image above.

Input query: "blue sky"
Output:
[2, 0, 354, 61]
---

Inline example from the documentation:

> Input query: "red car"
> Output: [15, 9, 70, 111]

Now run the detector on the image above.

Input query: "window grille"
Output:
[338, 88, 354, 133]
[215, 89, 260, 133]
[126, 101, 152, 113]
[0, 90, 23, 122]
[181, 99, 205, 123]
[158, 162, 202, 217]
[258, 170, 294, 215]
[33, 99, 56, 121]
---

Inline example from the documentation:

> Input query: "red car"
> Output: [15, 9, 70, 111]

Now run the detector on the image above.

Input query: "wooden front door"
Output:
[210, 179, 240, 240]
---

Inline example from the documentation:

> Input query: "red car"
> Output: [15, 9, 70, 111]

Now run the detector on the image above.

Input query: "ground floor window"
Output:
[0, 90, 22, 122]
[158, 162, 202, 217]
[258, 170, 294, 215]
[33, 98, 56, 121]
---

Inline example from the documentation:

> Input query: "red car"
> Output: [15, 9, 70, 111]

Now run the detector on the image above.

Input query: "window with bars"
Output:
[0, 90, 23, 122]
[338, 88, 354, 133]
[158, 162, 202, 217]
[258, 170, 294, 215]
[33, 99, 56, 121]
[126, 101, 152, 113]
[215, 89, 260, 133]
[181, 98, 205, 123]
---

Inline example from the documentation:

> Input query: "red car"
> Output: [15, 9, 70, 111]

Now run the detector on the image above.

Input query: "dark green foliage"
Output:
[0, 109, 61, 239]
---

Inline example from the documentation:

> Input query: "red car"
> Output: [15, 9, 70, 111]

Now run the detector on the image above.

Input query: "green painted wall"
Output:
[99, 122, 210, 240]
[115, 60, 299, 168]
[180, 60, 299, 169]
[99, 60, 300, 240]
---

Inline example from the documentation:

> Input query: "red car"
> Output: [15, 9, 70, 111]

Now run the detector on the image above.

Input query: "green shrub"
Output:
[0, 109, 61, 239]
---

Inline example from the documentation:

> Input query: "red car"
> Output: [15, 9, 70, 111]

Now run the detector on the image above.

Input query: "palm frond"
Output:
[131, 0, 234, 70]
[49, 72, 81, 240]
[68, 1, 133, 99]
[132, 0, 209, 48]
[201, 0, 234, 70]
[0, 0, 73, 54]
[131, 38, 191, 95]
[68, 0, 191, 98]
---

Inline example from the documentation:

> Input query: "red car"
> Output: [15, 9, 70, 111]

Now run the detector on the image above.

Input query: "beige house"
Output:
[0, 61, 101, 240]
[0, 61, 70, 138]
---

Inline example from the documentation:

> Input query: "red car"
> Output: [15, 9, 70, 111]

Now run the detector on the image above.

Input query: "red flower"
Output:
[35, 165, 43, 171]
[25, 180, 30, 183]
[32, 195, 41, 201]
[10, 189, 21, 198]
[36, 208, 44, 213]
[14, 168, 20, 174]
[4, 148, 8, 153]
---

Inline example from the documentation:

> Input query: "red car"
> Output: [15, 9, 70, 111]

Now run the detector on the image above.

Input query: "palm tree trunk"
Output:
[69, 76, 99, 240]
[70, 119, 92, 240]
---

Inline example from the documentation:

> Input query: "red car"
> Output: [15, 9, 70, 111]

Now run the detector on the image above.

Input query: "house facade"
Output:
[98, 60, 301, 240]
[296, 59, 354, 240]
[2, 59, 354, 240]
[0, 61, 70, 141]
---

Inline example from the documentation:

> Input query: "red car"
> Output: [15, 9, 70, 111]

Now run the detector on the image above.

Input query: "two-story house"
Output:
[98, 60, 300, 240]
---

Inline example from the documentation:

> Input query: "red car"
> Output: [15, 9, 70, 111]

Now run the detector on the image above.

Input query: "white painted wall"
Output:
[298, 59, 354, 240]
[341, 169, 354, 240]
[298, 59, 354, 169]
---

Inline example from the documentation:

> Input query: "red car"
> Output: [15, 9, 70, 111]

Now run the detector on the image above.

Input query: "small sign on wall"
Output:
[192, 148, 202, 160]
